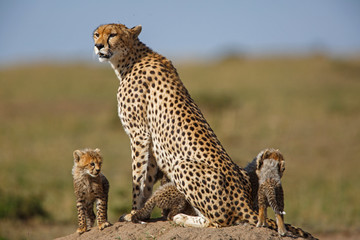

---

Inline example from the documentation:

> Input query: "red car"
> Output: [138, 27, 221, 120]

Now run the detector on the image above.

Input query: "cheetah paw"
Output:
[173, 213, 210, 228]
[76, 226, 88, 234]
[98, 221, 112, 230]
[256, 221, 267, 228]
[278, 228, 287, 236]
[119, 210, 136, 222]
[173, 213, 187, 227]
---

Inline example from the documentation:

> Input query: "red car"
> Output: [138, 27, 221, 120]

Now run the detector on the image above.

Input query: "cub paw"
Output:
[98, 221, 112, 230]
[278, 228, 287, 236]
[118, 210, 136, 222]
[76, 226, 88, 234]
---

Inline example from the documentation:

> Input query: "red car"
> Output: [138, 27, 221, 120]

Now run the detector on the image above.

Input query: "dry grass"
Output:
[0, 55, 360, 239]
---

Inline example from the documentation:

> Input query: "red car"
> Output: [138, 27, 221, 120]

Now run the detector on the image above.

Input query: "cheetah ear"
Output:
[257, 157, 264, 170]
[280, 160, 285, 173]
[73, 150, 83, 163]
[130, 25, 142, 39]
[94, 148, 101, 153]
[262, 149, 270, 160]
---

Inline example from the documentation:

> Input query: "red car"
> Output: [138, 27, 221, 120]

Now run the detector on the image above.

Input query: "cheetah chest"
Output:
[75, 177, 102, 203]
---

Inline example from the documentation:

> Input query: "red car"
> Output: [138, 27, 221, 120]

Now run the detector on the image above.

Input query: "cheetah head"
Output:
[73, 148, 103, 177]
[256, 148, 285, 178]
[93, 24, 142, 62]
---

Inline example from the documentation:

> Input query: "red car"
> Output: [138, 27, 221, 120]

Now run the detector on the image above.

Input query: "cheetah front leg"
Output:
[76, 200, 88, 234]
[143, 148, 159, 202]
[131, 193, 157, 223]
[96, 196, 111, 230]
[119, 136, 158, 221]
[85, 203, 96, 229]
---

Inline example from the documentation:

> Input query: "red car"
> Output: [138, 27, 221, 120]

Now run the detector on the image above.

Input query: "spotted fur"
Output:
[245, 148, 285, 212]
[72, 148, 111, 234]
[246, 149, 310, 237]
[131, 182, 197, 222]
[93, 24, 316, 239]
[255, 150, 286, 236]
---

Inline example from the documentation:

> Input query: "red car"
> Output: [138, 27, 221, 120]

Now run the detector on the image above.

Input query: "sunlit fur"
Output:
[93, 24, 142, 65]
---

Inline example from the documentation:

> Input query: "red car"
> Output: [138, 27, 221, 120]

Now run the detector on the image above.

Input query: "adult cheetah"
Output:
[93, 23, 316, 238]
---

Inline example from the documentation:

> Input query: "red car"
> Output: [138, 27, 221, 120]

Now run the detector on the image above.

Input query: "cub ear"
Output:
[94, 148, 101, 153]
[262, 149, 270, 160]
[73, 150, 83, 162]
[279, 160, 285, 173]
[130, 25, 142, 39]
[256, 157, 264, 170]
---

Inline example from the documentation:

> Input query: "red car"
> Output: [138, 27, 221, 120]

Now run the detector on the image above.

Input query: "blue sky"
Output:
[0, 0, 359, 66]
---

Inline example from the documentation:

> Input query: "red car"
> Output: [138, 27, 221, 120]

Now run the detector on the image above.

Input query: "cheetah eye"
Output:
[109, 33, 117, 38]
[94, 33, 99, 38]
[90, 162, 95, 167]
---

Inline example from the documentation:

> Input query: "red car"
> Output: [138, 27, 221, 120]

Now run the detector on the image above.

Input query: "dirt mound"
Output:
[55, 219, 313, 240]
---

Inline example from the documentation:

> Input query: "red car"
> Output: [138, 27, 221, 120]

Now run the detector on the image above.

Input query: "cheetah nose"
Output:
[96, 169, 100, 173]
[95, 44, 104, 50]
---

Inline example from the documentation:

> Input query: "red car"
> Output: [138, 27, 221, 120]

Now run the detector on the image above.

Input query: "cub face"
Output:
[73, 148, 103, 177]
[93, 24, 142, 62]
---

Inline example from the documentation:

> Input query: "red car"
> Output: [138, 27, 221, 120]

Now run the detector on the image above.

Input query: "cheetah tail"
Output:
[265, 218, 318, 240]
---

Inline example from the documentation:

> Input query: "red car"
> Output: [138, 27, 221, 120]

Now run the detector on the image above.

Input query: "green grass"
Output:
[0, 190, 49, 220]
[0, 55, 360, 239]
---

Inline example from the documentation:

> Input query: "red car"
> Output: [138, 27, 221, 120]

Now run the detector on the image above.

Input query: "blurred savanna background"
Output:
[1, 1, 360, 239]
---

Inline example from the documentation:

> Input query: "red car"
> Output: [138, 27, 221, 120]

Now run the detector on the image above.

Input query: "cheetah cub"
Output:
[72, 148, 111, 234]
[254, 149, 287, 236]
[131, 182, 197, 223]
